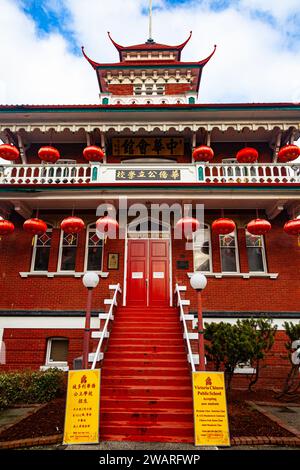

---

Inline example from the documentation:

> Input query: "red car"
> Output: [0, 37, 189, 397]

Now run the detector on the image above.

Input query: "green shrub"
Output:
[0, 368, 66, 410]
[204, 319, 277, 390]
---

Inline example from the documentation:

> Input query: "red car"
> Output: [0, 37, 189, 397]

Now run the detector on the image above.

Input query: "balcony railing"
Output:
[0, 163, 299, 186]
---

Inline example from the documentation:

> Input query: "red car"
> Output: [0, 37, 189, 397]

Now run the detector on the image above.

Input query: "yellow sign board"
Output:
[63, 369, 100, 445]
[112, 137, 184, 157]
[192, 371, 230, 447]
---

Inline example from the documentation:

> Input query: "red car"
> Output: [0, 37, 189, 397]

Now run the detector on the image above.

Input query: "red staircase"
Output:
[100, 306, 194, 443]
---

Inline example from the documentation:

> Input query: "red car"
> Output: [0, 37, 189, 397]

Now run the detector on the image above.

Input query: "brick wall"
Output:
[0, 212, 298, 313]
[108, 84, 134, 96]
[172, 212, 300, 312]
[165, 83, 191, 95]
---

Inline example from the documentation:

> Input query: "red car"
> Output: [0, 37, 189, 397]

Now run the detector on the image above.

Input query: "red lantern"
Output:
[212, 218, 235, 235]
[175, 217, 200, 238]
[247, 218, 271, 236]
[0, 219, 15, 235]
[38, 146, 60, 163]
[83, 146, 104, 162]
[0, 144, 20, 161]
[61, 216, 85, 234]
[283, 219, 300, 236]
[23, 218, 47, 236]
[236, 147, 259, 164]
[277, 145, 300, 163]
[96, 216, 119, 237]
[193, 146, 214, 162]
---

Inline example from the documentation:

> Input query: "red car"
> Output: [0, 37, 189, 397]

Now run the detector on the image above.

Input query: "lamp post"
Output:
[82, 272, 99, 369]
[190, 272, 207, 371]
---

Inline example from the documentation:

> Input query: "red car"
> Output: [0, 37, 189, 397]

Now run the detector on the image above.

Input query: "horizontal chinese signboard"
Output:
[63, 369, 100, 445]
[112, 137, 184, 157]
[193, 371, 230, 447]
[116, 169, 181, 181]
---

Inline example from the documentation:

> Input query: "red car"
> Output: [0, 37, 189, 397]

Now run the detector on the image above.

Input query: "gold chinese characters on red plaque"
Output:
[112, 137, 184, 157]
[63, 369, 100, 445]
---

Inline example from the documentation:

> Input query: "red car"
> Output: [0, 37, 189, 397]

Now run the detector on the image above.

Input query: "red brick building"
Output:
[0, 32, 299, 442]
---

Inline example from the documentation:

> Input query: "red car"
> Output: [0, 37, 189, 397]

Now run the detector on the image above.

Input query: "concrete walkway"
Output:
[0, 406, 38, 433]
[65, 441, 216, 450]
[259, 404, 300, 434]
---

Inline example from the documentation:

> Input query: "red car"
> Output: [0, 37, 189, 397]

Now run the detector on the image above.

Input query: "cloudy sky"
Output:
[0, 0, 300, 105]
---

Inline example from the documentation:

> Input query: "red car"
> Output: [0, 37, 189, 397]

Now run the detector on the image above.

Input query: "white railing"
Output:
[175, 283, 195, 373]
[0, 164, 91, 185]
[201, 163, 300, 184]
[91, 283, 122, 369]
[0, 162, 299, 186]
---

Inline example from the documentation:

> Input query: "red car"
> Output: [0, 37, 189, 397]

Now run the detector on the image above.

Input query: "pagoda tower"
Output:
[82, 32, 216, 105]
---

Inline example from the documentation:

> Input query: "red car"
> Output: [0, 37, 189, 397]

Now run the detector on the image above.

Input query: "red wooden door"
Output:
[127, 239, 169, 306]
[126, 239, 148, 305]
[149, 240, 169, 306]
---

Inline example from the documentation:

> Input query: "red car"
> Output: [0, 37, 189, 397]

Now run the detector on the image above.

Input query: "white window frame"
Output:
[44, 337, 69, 370]
[57, 230, 78, 273]
[193, 225, 212, 273]
[245, 230, 267, 273]
[30, 225, 53, 273]
[84, 223, 104, 273]
[219, 229, 240, 274]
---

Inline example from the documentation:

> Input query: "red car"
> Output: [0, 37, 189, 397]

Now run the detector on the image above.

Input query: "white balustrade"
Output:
[0, 164, 91, 185]
[0, 163, 299, 185]
[200, 163, 300, 184]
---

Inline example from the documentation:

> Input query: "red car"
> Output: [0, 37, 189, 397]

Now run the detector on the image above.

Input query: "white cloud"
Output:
[0, 0, 300, 104]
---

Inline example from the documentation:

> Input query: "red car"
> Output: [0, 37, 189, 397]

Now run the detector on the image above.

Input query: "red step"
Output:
[99, 305, 193, 443]
[101, 376, 191, 387]
[103, 367, 190, 377]
[104, 352, 187, 360]
[101, 397, 193, 410]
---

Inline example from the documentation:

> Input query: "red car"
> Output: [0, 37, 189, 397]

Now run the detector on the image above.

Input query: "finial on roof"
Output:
[148, 0, 154, 43]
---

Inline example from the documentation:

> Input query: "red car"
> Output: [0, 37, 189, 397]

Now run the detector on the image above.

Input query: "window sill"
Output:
[40, 364, 69, 371]
[187, 272, 278, 280]
[20, 271, 109, 279]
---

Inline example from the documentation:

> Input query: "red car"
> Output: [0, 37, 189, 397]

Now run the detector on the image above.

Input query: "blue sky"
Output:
[0, 0, 299, 105]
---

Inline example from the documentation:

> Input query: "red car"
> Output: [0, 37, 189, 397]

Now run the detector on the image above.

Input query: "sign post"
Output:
[192, 371, 230, 447]
[63, 369, 101, 445]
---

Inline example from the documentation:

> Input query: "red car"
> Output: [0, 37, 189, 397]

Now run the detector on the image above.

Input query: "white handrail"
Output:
[175, 283, 195, 373]
[91, 283, 121, 369]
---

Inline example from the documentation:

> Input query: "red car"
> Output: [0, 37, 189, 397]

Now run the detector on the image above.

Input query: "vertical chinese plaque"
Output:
[63, 369, 101, 445]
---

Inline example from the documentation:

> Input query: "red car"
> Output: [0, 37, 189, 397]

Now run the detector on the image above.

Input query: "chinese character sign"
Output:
[116, 169, 181, 181]
[63, 369, 100, 445]
[112, 137, 184, 157]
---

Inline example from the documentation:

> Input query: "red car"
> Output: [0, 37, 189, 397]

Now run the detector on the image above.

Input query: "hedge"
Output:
[0, 368, 66, 410]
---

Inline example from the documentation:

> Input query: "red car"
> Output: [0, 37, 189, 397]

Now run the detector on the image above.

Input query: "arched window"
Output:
[31, 224, 53, 272]
[189, 97, 195, 104]
[219, 230, 240, 273]
[245, 230, 267, 272]
[85, 223, 104, 271]
[102, 97, 109, 105]
[193, 224, 212, 273]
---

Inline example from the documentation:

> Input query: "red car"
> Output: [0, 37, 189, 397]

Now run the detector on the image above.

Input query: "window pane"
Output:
[61, 247, 76, 271]
[247, 247, 264, 271]
[246, 233, 265, 272]
[34, 247, 51, 271]
[87, 246, 103, 271]
[33, 231, 52, 272]
[220, 248, 237, 272]
[50, 339, 68, 362]
[194, 230, 211, 272]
